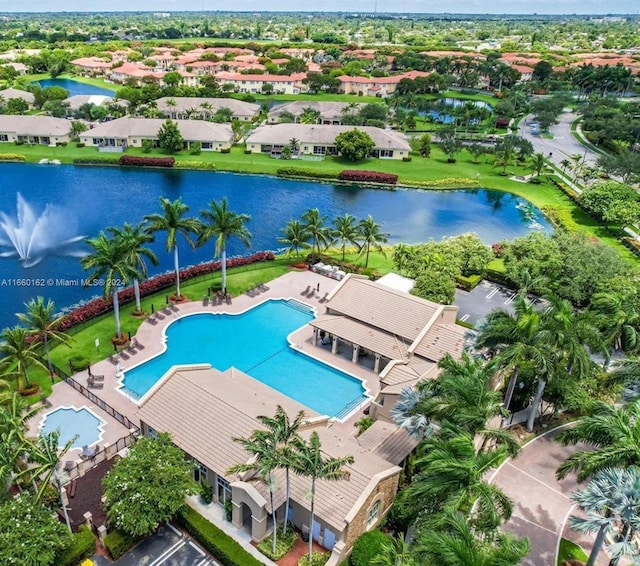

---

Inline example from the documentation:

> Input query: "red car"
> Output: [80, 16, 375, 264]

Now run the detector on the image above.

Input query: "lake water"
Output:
[35, 78, 115, 97]
[0, 163, 550, 329]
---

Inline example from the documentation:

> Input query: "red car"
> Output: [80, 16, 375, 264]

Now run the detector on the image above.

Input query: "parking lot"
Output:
[92, 523, 218, 566]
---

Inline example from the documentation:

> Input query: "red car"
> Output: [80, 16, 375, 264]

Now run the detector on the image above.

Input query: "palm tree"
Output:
[408, 426, 513, 533]
[0, 326, 48, 390]
[556, 399, 640, 482]
[107, 222, 159, 314]
[81, 232, 138, 340]
[371, 534, 416, 566]
[357, 215, 389, 268]
[570, 467, 640, 566]
[255, 406, 306, 536]
[301, 208, 331, 256]
[293, 432, 354, 562]
[227, 432, 280, 555]
[198, 198, 252, 294]
[16, 297, 71, 377]
[277, 220, 311, 259]
[332, 213, 360, 261]
[529, 152, 546, 182]
[589, 291, 640, 364]
[413, 509, 530, 566]
[144, 197, 201, 299]
[288, 137, 300, 156]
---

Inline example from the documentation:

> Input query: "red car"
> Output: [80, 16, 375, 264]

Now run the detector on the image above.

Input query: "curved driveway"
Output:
[489, 427, 607, 566]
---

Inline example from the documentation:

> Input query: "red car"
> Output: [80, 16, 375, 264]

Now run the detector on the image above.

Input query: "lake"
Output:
[0, 163, 550, 329]
[35, 78, 115, 97]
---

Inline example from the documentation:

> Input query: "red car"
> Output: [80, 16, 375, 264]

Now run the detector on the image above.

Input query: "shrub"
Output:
[402, 156, 412, 162]
[73, 157, 120, 166]
[0, 153, 26, 162]
[175, 160, 217, 170]
[355, 416, 374, 435]
[119, 155, 175, 168]
[141, 139, 154, 153]
[299, 551, 329, 566]
[257, 527, 298, 560]
[541, 205, 579, 232]
[200, 480, 213, 504]
[178, 506, 263, 566]
[56, 526, 95, 566]
[14, 140, 24, 145]
[277, 167, 339, 180]
[405, 177, 478, 188]
[190, 141, 202, 155]
[220, 147, 231, 153]
[75, 142, 85, 148]
[455, 273, 483, 291]
[103, 529, 137, 560]
[338, 170, 398, 185]
[56, 142, 67, 147]
[69, 355, 90, 371]
[244, 149, 252, 154]
[349, 531, 391, 566]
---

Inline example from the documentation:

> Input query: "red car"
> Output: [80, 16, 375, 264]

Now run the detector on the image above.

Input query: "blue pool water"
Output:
[122, 299, 367, 417]
[40, 407, 105, 449]
[35, 78, 115, 97]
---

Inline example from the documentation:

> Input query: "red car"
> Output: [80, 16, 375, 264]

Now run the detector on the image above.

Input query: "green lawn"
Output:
[557, 538, 588, 566]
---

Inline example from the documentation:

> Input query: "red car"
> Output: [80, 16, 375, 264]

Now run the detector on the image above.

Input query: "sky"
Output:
[0, 0, 637, 15]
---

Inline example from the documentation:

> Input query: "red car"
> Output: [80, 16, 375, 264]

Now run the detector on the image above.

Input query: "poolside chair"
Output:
[203, 295, 209, 306]
[108, 353, 119, 365]
[88, 378, 104, 389]
[301, 285, 312, 296]
[145, 315, 157, 325]
[89, 373, 104, 382]
[226, 294, 232, 305]
[132, 337, 144, 350]
[319, 292, 329, 303]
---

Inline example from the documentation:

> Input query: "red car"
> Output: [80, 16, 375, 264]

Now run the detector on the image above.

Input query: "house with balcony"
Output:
[70, 56, 112, 76]
[337, 71, 430, 97]
[215, 71, 307, 95]
[245, 124, 410, 160]
[267, 101, 364, 125]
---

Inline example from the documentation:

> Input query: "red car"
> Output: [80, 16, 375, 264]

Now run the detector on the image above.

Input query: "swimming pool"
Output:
[39, 406, 106, 450]
[121, 299, 368, 417]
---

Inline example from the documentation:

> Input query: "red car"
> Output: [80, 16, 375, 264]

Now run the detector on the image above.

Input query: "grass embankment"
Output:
[21, 72, 118, 93]
[557, 538, 588, 566]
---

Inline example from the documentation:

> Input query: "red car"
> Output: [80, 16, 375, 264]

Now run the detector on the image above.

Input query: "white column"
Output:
[352, 344, 359, 363]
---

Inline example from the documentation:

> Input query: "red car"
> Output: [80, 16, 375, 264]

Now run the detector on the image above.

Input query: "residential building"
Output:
[0, 115, 72, 145]
[80, 117, 234, 152]
[1, 62, 28, 74]
[155, 97, 260, 121]
[70, 56, 112, 76]
[245, 124, 411, 160]
[0, 87, 35, 106]
[215, 71, 307, 95]
[65, 94, 114, 112]
[337, 71, 430, 97]
[267, 101, 364, 125]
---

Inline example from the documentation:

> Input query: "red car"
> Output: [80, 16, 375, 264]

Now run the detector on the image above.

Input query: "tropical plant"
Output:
[277, 220, 311, 259]
[144, 197, 201, 299]
[293, 432, 354, 562]
[357, 215, 389, 268]
[198, 198, 252, 293]
[107, 222, 158, 314]
[589, 290, 640, 362]
[0, 326, 48, 390]
[81, 232, 138, 340]
[332, 213, 360, 261]
[529, 152, 546, 182]
[556, 399, 640, 482]
[16, 297, 71, 377]
[301, 208, 331, 256]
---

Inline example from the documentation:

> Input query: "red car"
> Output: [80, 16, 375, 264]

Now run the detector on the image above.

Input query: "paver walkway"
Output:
[489, 426, 609, 566]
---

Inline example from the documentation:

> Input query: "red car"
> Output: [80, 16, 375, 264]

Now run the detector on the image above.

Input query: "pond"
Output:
[0, 163, 550, 330]
[34, 78, 115, 97]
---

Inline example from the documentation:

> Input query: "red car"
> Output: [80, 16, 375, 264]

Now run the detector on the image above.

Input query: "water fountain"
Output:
[0, 193, 86, 268]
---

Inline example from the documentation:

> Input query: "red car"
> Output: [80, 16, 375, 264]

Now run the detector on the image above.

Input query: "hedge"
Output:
[338, 170, 398, 185]
[177, 507, 263, 566]
[349, 531, 391, 566]
[103, 529, 137, 560]
[455, 273, 483, 291]
[175, 160, 217, 170]
[55, 526, 95, 566]
[405, 177, 479, 188]
[57, 251, 275, 332]
[119, 155, 175, 168]
[0, 153, 26, 162]
[73, 157, 120, 166]
[277, 167, 339, 180]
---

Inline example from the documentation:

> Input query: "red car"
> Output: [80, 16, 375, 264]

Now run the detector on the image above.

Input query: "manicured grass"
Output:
[557, 538, 588, 566]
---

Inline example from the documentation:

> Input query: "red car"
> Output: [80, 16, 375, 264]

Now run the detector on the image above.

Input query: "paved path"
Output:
[490, 427, 609, 566]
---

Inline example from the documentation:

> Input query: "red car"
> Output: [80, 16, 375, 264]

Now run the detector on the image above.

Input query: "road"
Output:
[518, 111, 599, 169]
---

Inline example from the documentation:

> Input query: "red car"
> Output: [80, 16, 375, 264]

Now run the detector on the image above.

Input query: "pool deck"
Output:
[56, 270, 381, 442]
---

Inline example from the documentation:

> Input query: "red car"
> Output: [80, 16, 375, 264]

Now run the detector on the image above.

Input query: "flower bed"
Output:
[57, 251, 275, 331]
[338, 170, 398, 185]
[119, 155, 176, 168]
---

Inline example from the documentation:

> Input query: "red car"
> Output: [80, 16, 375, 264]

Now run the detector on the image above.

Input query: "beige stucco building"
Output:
[155, 97, 260, 122]
[0, 115, 72, 145]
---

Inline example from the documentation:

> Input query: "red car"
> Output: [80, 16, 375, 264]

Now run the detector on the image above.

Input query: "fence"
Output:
[64, 376, 139, 431]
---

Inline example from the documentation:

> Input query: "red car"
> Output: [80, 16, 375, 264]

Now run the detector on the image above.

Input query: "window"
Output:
[367, 500, 381, 529]
[0, 134, 8, 141]
[379, 149, 393, 158]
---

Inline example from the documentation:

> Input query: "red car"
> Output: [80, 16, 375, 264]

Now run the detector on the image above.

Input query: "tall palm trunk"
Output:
[269, 472, 277, 555]
[173, 245, 181, 297]
[43, 333, 52, 376]
[587, 518, 610, 566]
[113, 288, 122, 339]
[526, 378, 546, 432]
[308, 477, 316, 561]
[283, 468, 291, 536]
[56, 472, 72, 533]
[503, 368, 519, 411]
[133, 278, 142, 312]
[221, 248, 227, 292]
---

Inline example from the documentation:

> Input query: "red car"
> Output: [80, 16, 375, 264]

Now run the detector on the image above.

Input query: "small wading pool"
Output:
[39, 406, 106, 450]
[122, 299, 369, 418]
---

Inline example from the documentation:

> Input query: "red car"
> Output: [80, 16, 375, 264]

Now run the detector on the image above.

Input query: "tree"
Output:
[301, 208, 331, 256]
[0, 326, 48, 390]
[157, 118, 184, 154]
[579, 181, 640, 228]
[438, 128, 463, 162]
[371, 534, 416, 566]
[144, 197, 201, 299]
[277, 220, 311, 259]
[198, 198, 251, 293]
[16, 297, 71, 378]
[107, 223, 158, 315]
[0, 493, 70, 565]
[413, 509, 529, 566]
[412, 271, 456, 305]
[556, 399, 640, 482]
[357, 215, 389, 268]
[299, 107, 320, 124]
[334, 128, 375, 162]
[493, 137, 518, 175]
[293, 432, 354, 562]
[570, 467, 640, 566]
[332, 213, 360, 261]
[102, 433, 197, 537]
[589, 290, 640, 361]
[415, 133, 432, 157]
[529, 152, 546, 182]
[81, 232, 137, 340]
